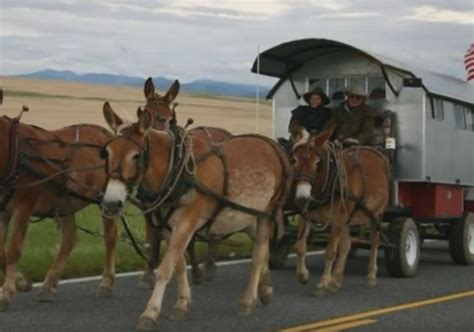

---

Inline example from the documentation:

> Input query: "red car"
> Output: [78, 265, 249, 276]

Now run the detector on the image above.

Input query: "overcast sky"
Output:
[0, 0, 473, 85]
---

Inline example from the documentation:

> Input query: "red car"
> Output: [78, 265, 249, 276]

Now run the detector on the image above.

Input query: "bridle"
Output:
[101, 133, 150, 193]
[292, 143, 326, 185]
[144, 95, 178, 129]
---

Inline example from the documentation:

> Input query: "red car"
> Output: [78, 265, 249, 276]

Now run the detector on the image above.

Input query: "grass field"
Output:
[0, 76, 270, 282]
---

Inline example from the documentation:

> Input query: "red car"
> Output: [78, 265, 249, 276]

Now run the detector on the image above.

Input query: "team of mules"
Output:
[0, 78, 390, 330]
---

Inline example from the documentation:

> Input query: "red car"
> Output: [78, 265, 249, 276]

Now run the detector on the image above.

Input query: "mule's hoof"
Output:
[16, 277, 32, 292]
[297, 273, 309, 285]
[259, 291, 273, 307]
[238, 304, 255, 316]
[38, 288, 56, 302]
[0, 294, 10, 311]
[312, 287, 326, 297]
[191, 266, 205, 285]
[96, 285, 113, 298]
[136, 316, 158, 331]
[327, 281, 341, 292]
[203, 266, 216, 282]
[366, 278, 377, 288]
[170, 307, 189, 320]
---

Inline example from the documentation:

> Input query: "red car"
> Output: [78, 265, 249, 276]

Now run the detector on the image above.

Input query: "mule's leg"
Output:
[187, 236, 204, 285]
[239, 217, 272, 316]
[203, 236, 218, 282]
[137, 221, 196, 331]
[313, 223, 344, 297]
[294, 215, 310, 284]
[329, 226, 351, 291]
[38, 214, 78, 302]
[0, 212, 32, 293]
[137, 212, 161, 290]
[366, 229, 380, 288]
[169, 253, 192, 320]
[258, 247, 273, 306]
[96, 216, 118, 298]
[0, 205, 34, 310]
[0, 212, 9, 285]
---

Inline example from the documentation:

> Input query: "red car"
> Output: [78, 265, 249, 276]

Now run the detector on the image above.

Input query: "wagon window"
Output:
[431, 98, 444, 121]
[465, 107, 474, 131]
[453, 104, 466, 130]
[308, 78, 327, 93]
[328, 78, 346, 100]
[368, 77, 386, 99]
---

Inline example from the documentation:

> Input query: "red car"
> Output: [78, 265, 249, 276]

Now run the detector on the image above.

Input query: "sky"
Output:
[0, 0, 473, 86]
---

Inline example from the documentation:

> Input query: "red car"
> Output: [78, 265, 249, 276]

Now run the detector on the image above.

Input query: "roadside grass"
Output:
[16, 204, 252, 282]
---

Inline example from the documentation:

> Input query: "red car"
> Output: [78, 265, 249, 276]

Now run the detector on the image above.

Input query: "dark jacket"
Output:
[331, 102, 377, 145]
[288, 106, 332, 134]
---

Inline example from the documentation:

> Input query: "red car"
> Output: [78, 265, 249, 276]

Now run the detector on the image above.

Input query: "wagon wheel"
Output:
[268, 214, 295, 270]
[269, 238, 292, 270]
[384, 217, 420, 278]
[449, 212, 474, 265]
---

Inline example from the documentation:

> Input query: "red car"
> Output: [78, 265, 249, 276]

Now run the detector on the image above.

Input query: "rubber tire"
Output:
[449, 213, 474, 265]
[384, 217, 420, 278]
[269, 239, 291, 270]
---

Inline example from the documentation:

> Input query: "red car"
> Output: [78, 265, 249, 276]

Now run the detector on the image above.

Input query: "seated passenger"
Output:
[332, 83, 377, 146]
[288, 87, 332, 141]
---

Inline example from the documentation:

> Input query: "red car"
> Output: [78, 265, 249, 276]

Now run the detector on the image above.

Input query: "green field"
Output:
[15, 204, 251, 282]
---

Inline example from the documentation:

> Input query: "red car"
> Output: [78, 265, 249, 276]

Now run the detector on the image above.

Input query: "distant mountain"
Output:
[16, 69, 270, 99]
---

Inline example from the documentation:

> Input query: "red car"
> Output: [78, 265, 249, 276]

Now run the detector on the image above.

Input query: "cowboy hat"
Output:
[346, 82, 367, 97]
[303, 87, 330, 106]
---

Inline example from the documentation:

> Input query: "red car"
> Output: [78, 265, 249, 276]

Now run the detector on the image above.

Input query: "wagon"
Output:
[251, 38, 474, 277]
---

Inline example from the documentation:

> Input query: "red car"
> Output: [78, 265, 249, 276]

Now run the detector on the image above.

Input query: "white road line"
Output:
[32, 250, 324, 288]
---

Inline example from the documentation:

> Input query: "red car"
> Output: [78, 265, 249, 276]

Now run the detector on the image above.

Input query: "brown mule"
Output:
[130, 77, 237, 286]
[291, 126, 390, 295]
[0, 93, 118, 310]
[101, 107, 291, 330]
[0, 91, 32, 292]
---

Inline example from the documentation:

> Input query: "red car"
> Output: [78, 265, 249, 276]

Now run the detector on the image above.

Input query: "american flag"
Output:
[465, 44, 474, 81]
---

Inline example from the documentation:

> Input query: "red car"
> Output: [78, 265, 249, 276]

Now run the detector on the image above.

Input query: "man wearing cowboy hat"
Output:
[288, 87, 332, 136]
[331, 82, 377, 145]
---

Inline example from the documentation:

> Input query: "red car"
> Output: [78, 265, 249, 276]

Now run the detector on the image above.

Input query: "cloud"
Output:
[0, 0, 472, 84]
[402, 5, 474, 24]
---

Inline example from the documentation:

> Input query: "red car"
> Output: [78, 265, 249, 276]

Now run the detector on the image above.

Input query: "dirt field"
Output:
[0, 76, 272, 136]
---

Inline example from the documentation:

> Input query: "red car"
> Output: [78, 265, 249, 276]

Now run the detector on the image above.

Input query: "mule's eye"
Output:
[100, 148, 108, 159]
[132, 153, 141, 162]
[290, 157, 298, 165]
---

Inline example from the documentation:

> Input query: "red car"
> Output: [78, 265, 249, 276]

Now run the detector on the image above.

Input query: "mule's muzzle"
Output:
[101, 200, 124, 217]
[295, 196, 310, 211]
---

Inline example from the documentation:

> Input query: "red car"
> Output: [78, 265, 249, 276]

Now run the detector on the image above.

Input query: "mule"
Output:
[131, 77, 244, 286]
[0, 91, 32, 292]
[291, 126, 389, 295]
[101, 106, 291, 330]
[0, 92, 119, 310]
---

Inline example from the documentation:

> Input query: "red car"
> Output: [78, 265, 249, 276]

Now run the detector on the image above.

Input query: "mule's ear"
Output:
[311, 124, 336, 147]
[163, 80, 180, 104]
[136, 106, 144, 119]
[103, 102, 123, 133]
[137, 108, 154, 135]
[144, 77, 155, 101]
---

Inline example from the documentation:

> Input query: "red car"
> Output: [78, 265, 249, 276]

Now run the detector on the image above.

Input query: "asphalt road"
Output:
[0, 241, 473, 332]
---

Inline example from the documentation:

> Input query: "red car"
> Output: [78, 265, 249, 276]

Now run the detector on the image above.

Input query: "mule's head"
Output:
[291, 125, 335, 209]
[141, 77, 180, 130]
[100, 102, 154, 216]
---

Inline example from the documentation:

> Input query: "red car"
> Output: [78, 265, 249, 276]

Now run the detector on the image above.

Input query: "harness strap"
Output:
[186, 177, 272, 219]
